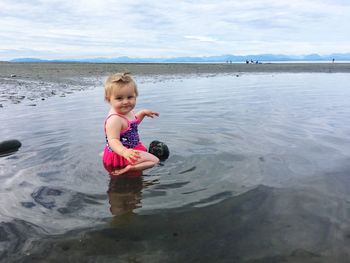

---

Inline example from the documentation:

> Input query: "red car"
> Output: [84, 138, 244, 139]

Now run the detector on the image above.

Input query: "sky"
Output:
[1, 0, 350, 60]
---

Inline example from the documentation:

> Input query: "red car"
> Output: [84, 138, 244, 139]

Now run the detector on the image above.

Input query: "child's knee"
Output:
[148, 154, 159, 164]
[154, 156, 160, 164]
[139, 151, 159, 164]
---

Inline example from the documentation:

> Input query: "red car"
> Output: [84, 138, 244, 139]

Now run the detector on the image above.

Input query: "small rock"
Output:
[259, 156, 265, 162]
[149, 140, 170, 161]
[0, 139, 22, 156]
[10, 74, 16, 77]
[21, 202, 36, 208]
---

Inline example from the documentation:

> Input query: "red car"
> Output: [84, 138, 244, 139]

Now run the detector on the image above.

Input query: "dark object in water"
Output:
[148, 140, 169, 161]
[0, 139, 22, 156]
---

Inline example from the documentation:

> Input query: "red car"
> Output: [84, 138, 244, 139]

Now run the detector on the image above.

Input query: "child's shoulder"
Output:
[105, 115, 127, 132]
[106, 113, 122, 123]
[105, 113, 130, 126]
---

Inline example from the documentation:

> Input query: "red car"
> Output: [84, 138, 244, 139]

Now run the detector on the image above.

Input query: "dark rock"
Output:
[0, 139, 22, 156]
[148, 140, 170, 161]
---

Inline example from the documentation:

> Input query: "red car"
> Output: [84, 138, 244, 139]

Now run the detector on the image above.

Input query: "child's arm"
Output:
[135, 109, 159, 123]
[105, 116, 140, 163]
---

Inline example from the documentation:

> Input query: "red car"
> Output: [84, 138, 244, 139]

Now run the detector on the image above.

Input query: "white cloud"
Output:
[184, 36, 219, 43]
[0, 0, 349, 60]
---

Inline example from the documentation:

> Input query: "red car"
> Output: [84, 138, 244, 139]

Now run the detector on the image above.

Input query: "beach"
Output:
[1, 63, 350, 262]
[2, 62, 350, 78]
[1, 62, 350, 108]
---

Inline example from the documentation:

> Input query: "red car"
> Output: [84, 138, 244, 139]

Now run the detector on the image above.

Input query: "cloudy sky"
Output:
[1, 0, 349, 60]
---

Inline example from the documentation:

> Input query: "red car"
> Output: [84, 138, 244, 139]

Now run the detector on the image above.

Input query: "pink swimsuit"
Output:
[102, 113, 147, 172]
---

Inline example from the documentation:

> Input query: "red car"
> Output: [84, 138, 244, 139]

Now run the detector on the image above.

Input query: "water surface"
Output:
[1, 73, 350, 262]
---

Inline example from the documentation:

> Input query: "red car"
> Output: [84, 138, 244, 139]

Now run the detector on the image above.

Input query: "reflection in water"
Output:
[107, 172, 158, 224]
[108, 174, 143, 217]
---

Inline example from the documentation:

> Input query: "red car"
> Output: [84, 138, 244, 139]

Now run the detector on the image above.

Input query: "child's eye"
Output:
[115, 97, 123, 100]
[128, 96, 135, 99]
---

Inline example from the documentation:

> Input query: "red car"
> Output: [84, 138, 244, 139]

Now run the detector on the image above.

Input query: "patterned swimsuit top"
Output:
[105, 113, 141, 150]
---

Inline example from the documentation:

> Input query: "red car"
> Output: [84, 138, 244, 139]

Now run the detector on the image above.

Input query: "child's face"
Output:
[109, 84, 137, 115]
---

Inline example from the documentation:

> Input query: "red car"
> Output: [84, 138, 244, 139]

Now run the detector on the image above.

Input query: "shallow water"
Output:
[1, 73, 350, 262]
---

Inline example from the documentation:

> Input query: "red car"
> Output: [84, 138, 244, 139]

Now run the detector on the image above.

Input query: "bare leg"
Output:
[126, 161, 158, 172]
[110, 165, 132, 176]
[138, 151, 160, 164]
[110, 152, 159, 176]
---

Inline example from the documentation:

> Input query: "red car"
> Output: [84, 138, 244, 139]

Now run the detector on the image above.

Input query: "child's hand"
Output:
[122, 148, 140, 163]
[142, 109, 159, 118]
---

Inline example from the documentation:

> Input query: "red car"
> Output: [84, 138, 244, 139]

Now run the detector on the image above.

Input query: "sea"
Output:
[1, 72, 350, 262]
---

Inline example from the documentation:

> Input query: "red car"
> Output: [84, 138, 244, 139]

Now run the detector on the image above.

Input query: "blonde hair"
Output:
[104, 72, 138, 102]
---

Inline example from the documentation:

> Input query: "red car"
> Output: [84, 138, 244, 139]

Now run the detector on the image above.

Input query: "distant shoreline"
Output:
[1, 62, 350, 79]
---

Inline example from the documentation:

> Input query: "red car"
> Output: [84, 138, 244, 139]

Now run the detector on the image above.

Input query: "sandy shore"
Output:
[1, 62, 349, 108]
[1, 62, 350, 78]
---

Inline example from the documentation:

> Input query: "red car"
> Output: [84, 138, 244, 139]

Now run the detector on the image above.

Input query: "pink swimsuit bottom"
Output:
[102, 113, 147, 173]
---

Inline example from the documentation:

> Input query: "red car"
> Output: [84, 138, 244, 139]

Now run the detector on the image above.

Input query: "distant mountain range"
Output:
[9, 53, 350, 63]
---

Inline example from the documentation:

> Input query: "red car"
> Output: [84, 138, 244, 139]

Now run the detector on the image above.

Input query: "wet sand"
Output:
[1, 62, 349, 108]
[1, 62, 350, 78]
